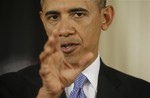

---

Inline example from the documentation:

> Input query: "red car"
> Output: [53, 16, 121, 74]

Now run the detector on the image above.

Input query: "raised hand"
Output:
[37, 33, 93, 98]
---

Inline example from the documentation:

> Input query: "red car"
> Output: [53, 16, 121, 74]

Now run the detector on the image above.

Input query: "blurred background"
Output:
[0, 0, 150, 82]
[0, 0, 47, 73]
[100, 0, 150, 82]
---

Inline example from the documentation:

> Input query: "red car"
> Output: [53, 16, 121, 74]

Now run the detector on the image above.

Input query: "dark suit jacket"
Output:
[0, 60, 150, 98]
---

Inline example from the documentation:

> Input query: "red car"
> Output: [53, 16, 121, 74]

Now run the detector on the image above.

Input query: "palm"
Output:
[39, 34, 93, 95]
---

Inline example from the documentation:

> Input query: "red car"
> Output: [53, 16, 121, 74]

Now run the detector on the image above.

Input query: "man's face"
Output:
[40, 0, 104, 65]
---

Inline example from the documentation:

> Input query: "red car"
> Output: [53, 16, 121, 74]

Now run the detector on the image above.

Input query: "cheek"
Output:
[77, 21, 101, 50]
[80, 21, 101, 42]
[80, 28, 100, 49]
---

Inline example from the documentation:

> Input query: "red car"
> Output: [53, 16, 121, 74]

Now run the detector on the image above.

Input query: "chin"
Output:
[65, 55, 80, 65]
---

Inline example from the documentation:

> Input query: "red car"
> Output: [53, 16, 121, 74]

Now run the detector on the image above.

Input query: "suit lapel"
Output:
[59, 81, 125, 98]
[60, 91, 67, 98]
[56, 59, 126, 98]
[96, 60, 126, 98]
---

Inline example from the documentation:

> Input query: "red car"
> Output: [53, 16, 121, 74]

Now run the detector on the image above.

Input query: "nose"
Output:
[53, 18, 76, 37]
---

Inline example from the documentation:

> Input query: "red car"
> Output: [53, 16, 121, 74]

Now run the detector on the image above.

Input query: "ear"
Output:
[39, 11, 44, 23]
[39, 11, 48, 36]
[39, 11, 47, 32]
[101, 5, 115, 31]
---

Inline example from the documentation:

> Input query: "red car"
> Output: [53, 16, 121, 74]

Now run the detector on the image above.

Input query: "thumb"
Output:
[78, 52, 94, 71]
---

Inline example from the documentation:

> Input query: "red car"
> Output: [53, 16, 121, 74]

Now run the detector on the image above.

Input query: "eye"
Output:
[73, 12, 86, 18]
[47, 15, 59, 21]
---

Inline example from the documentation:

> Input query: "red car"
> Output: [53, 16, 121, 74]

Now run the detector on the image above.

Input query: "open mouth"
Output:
[60, 42, 80, 54]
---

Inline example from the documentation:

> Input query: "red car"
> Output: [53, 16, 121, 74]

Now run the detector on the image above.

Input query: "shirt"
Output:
[65, 55, 100, 98]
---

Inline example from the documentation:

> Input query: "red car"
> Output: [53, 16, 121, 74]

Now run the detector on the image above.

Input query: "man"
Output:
[0, 0, 150, 98]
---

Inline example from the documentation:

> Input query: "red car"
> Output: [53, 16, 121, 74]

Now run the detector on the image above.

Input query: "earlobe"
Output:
[101, 5, 115, 31]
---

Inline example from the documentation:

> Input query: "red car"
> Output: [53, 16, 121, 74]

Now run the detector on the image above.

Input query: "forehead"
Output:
[42, 0, 98, 11]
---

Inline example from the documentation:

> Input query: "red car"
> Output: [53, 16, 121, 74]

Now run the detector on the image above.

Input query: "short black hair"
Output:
[99, 0, 107, 8]
[40, 0, 107, 8]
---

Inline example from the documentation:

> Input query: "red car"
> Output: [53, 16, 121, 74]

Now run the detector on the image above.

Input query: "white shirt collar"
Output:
[65, 55, 100, 97]
[82, 55, 100, 92]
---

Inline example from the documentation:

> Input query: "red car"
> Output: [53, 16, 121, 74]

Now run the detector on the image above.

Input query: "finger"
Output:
[40, 36, 57, 62]
[40, 62, 56, 81]
[40, 47, 51, 62]
[45, 34, 60, 53]
[58, 54, 93, 87]
[44, 36, 55, 50]
[52, 33, 61, 52]
[39, 64, 50, 78]
[39, 63, 63, 94]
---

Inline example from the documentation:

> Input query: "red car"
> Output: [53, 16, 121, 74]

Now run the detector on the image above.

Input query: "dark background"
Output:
[0, 0, 47, 74]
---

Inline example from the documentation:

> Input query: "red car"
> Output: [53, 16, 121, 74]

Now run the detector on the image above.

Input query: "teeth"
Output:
[65, 45, 70, 49]
[66, 46, 69, 49]
[62, 44, 72, 48]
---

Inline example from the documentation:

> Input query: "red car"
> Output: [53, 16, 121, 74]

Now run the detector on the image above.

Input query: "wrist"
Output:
[36, 87, 63, 98]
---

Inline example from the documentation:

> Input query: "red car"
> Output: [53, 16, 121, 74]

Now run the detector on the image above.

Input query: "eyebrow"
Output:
[68, 8, 89, 13]
[45, 11, 60, 16]
[45, 8, 89, 16]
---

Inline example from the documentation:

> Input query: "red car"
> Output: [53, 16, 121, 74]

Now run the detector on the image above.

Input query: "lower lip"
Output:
[61, 45, 79, 54]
